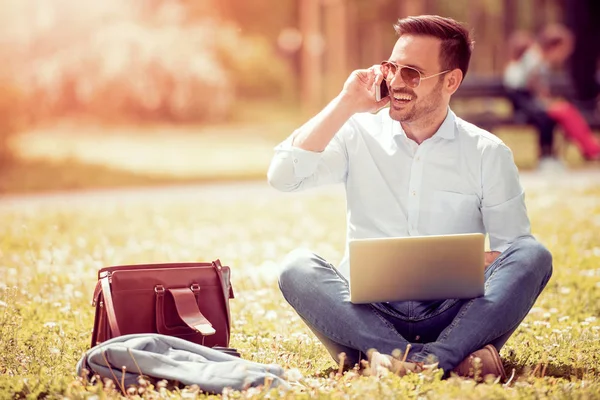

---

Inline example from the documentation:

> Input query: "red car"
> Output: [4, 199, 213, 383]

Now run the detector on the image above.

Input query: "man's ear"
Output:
[445, 69, 463, 95]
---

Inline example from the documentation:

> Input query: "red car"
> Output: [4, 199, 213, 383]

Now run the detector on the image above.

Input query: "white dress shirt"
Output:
[267, 108, 532, 279]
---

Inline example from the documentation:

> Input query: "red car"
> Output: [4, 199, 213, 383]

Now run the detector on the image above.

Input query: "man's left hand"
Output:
[485, 251, 501, 268]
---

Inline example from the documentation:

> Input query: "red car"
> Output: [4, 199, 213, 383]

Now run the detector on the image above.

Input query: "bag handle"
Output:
[100, 272, 122, 337]
[155, 285, 216, 336]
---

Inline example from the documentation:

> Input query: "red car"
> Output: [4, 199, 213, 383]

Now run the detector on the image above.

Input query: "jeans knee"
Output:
[515, 237, 553, 284]
[278, 248, 315, 298]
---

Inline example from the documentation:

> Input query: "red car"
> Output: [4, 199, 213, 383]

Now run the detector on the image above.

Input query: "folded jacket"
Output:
[76, 333, 288, 393]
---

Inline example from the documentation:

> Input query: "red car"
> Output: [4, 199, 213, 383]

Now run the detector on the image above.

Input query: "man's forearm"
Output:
[292, 94, 355, 152]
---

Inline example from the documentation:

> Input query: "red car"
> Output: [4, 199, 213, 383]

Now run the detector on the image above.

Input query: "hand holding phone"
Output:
[375, 80, 389, 102]
[340, 66, 389, 114]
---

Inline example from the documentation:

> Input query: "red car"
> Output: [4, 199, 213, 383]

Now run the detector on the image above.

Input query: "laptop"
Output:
[348, 233, 485, 303]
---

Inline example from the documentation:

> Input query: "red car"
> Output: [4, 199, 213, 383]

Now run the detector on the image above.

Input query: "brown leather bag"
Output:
[91, 260, 234, 349]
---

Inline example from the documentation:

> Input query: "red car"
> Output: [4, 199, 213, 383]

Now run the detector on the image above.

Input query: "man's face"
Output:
[385, 35, 447, 123]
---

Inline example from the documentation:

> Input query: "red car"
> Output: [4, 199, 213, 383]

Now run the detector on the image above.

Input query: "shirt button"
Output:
[293, 159, 298, 163]
[416, 156, 420, 161]
[412, 191, 416, 196]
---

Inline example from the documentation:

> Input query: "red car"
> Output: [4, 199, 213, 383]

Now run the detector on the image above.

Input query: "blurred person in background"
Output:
[503, 25, 600, 171]
[269, 15, 553, 380]
[503, 30, 557, 168]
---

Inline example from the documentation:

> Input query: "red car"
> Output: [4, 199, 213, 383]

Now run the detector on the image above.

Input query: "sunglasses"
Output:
[380, 61, 450, 88]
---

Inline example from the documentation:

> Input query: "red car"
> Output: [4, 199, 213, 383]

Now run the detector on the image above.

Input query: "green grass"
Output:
[1, 180, 599, 398]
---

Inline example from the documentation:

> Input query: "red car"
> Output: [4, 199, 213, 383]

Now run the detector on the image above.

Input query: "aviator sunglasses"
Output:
[380, 61, 450, 88]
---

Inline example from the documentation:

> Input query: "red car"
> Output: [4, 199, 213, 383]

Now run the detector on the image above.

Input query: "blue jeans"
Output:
[278, 236, 552, 374]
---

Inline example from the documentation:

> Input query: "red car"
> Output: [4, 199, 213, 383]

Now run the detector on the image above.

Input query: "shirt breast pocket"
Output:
[427, 190, 481, 234]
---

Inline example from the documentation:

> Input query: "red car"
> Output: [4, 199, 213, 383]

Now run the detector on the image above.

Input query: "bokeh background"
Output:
[0, 0, 597, 194]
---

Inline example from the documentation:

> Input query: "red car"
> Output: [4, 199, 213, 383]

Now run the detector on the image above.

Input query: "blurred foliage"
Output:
[214, 31, 295, 101]
[0, 0, 295, 127]
[0, 0, 568, 127]
[213, 0, 297, 40]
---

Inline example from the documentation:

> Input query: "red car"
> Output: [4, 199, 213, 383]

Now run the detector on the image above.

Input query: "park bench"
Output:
[451, 76, 600, 131]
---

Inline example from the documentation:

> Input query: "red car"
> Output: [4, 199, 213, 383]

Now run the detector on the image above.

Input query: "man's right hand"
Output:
[284, 66, 390, 154]
[339, 66, 391, 114]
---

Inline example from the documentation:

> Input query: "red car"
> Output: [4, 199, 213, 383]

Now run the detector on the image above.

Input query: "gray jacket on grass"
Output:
[76, 333, 288, 393]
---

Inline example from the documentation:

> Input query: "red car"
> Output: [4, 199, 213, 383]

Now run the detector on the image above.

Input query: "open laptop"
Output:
[349, 233, 485, 303]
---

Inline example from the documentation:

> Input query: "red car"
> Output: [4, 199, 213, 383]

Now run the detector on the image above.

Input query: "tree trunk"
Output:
[299, 0, 323, 114]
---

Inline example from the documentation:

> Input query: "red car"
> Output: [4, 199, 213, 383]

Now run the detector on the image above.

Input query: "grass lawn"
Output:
[0, 177, 599, 398]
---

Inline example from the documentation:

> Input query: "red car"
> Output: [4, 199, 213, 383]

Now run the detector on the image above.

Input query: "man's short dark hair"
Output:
[394, 15, 474, 80]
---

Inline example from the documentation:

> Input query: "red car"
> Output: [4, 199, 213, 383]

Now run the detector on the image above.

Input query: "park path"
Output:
[1, 169, 599, 211]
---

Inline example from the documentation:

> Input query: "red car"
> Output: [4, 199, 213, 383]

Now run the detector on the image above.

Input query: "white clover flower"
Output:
[285, 368, 304, 382]
[265, 310, 277, 321]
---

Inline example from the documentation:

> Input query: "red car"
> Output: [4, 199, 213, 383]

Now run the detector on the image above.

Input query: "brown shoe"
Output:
[452, 344, 507, 382]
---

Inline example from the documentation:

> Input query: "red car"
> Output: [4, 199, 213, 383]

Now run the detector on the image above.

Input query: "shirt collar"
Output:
[392, 107, 456, 140]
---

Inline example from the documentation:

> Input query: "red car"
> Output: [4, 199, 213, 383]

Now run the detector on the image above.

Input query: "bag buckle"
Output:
[190, 284, 201, 293]
[154, 285, 165, 294]
[194, 323, 216, 336]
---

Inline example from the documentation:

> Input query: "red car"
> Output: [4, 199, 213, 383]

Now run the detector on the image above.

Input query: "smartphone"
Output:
[375, 81, 389, 101]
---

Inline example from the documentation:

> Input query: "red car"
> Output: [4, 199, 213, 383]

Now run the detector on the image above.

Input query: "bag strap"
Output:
[90, 281, 103, 348]
[100, 272, 122, 337]
[164, 287, 216, 336]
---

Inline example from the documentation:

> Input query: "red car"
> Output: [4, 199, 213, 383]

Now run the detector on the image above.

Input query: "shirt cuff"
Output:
[273, 134, 325, 178]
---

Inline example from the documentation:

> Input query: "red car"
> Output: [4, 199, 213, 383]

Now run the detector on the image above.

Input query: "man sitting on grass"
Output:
[267, 15, 553, 379]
